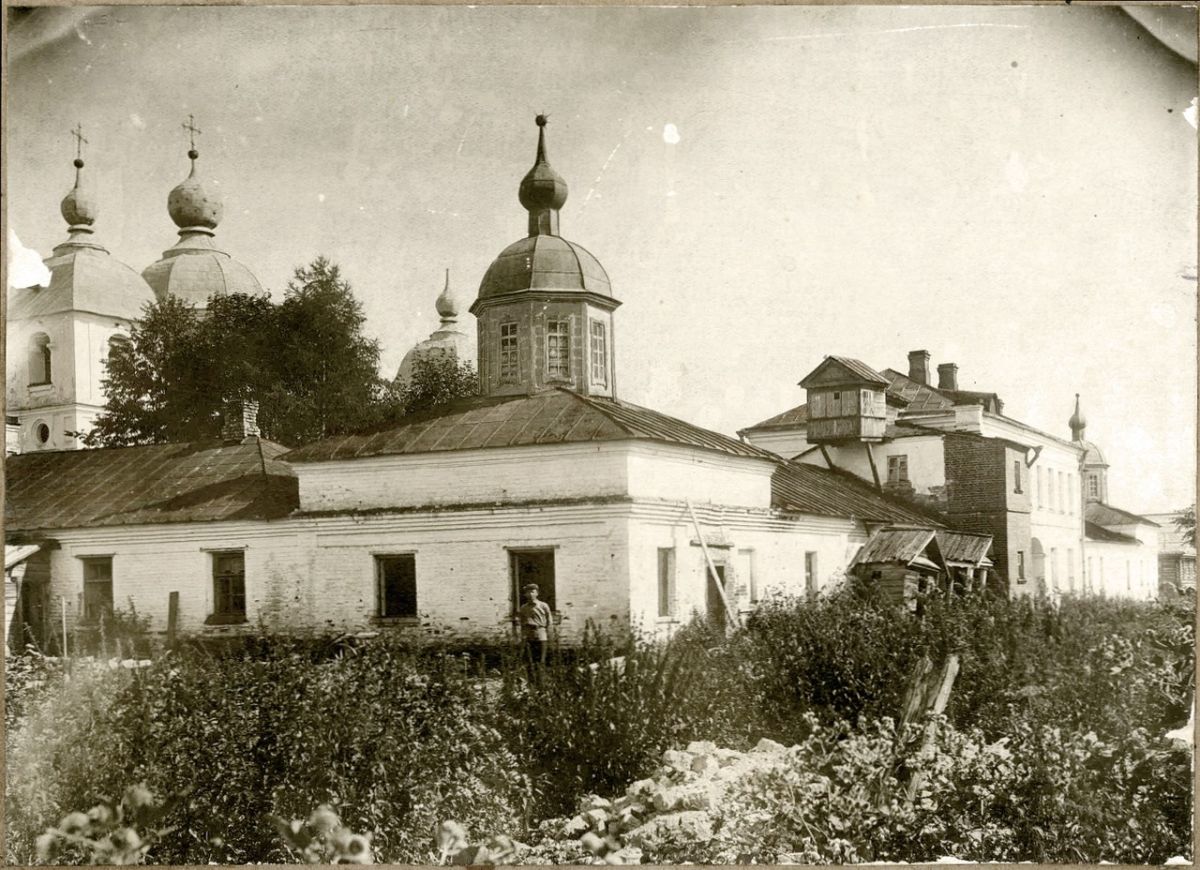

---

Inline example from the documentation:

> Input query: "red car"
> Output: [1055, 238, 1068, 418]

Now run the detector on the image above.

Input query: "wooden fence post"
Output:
[904, 654, 959, 801]
[167, 591, 179, 650]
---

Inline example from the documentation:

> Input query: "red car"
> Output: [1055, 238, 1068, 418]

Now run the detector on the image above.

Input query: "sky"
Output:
[6, 5, 1197, 513]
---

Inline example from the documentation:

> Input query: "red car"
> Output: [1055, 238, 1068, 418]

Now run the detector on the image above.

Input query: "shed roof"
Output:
[935, 530, 994, 566]
[881, 369, 957, 413]
[5, 440, 298, 532]
[770, 463, 942, 526]
[1085, 501, 1160, 528]
[1085, 521, 1141, 545]
[851, 526, 938, 565]
[285, 388, 772, 464]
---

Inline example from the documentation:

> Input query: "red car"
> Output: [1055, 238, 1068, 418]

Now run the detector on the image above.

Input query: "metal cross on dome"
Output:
[182, 114, 202, 149]
[71, 122, 88, 160]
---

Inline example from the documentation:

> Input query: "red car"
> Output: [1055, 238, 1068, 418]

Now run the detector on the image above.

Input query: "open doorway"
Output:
[510, 549, 556, 623]
[705, 561, 728, 632]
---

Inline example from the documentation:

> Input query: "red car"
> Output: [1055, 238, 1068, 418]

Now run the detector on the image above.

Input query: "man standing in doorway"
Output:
[518, 583, 552, 683]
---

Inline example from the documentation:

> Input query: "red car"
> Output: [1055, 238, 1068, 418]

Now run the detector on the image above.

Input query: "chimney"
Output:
[937, 362, 959, 391]
[907, 350, 931, 385]
[222, 399, 260, 444]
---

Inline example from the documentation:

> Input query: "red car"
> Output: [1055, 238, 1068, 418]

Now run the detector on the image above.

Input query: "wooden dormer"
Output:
[799, 355, 890, 444]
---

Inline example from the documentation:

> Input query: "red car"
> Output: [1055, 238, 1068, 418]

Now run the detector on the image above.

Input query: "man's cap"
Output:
[522, 583, 539, 593]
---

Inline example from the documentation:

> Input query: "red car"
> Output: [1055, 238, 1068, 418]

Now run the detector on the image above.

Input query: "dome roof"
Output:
[10, 243, 156, 322]
[1078, 439, 1107, 467]
[142, 232, 262, 306]
[60, 159, 98, 227]
[478, 234, 611, 300]
[168, 151, 223, 229]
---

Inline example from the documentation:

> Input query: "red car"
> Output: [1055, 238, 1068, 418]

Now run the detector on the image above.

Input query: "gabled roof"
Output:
[5, 440, 298, 532]
[1085, 501, 1160, 528]
[285, 388, 772, 464]
[770, 462, 942, 526]
[799, 356, 890, 389]
[1085, 521, 1141, 544]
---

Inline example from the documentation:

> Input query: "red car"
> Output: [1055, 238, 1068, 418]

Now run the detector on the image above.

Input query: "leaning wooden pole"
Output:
[686, 499, 740, 630]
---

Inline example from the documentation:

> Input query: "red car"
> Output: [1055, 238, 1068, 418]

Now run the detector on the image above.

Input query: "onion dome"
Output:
[142, 139, 261, 308]
[476, 116, 613, 304]
[1068, 393, 1087, 440]
[394, 270, 472, 387]
[60, 157, 98, 229]
[168, 148, 224, 229]
[10, 153, 155, 322]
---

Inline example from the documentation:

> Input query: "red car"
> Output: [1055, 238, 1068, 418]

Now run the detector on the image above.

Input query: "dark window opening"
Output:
[82, 557, 113, 623]
[210, 551, 246, 623]
[376, 554, 417, 619]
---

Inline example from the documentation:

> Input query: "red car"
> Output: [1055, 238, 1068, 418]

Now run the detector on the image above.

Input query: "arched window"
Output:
[28, 333, 51, 385]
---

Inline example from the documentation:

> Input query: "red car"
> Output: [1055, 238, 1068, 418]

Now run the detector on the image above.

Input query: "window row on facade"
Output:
[495, 316, 608, 385]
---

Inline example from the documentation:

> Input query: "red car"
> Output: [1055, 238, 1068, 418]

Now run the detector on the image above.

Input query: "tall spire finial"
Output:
[182, 114, 202, 163]
[1069, 392, 1087, 441]
[519, 114, 568, 236]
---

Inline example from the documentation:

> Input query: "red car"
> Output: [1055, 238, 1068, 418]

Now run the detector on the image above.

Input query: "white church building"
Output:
[6, 117, 956, 650]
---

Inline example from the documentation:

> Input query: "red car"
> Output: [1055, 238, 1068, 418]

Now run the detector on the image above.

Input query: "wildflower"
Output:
[337, 832, 373, 864]
[308, 805, 341, 836]
[125, 783, 155, 810]
[59, 811, 91, 835]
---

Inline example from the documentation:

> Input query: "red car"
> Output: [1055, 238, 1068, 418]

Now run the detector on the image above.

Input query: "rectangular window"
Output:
[376, 554, 417, 619]
[1126, 560, 1132, 591]
[657, 548, 676, 617]
[1037, 467, 1044, 508]
[1057, 472, 1065, 512]
[887, 454, 909, 485]
[1067, 473, 1074, 514]
[1050, 547, 1058, 584]
[1013, 460, 1022, 493]
[212, 551, 246, 621]
[1017, 550, 1026, 582]
[589, 319, 607, 385]
[499, 323, 519, 382]
[1088, 475, 1099, 498]
[546, 319, 570, 379]
[1068, 548, 1075, 590]
[1087, 556, 1094, 588]
[804, 551, 819, 599]
[82, 557, 113, 623]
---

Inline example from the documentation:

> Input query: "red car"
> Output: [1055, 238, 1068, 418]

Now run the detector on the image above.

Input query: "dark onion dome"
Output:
[518, 114, 568, 212]
[477, 115, 613, 302]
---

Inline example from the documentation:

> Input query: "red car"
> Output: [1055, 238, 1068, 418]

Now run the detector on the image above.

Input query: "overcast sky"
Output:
[7, 5, 1196, 513]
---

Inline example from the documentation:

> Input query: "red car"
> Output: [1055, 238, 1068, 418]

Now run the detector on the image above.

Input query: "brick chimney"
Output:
[222, 399, 260, 443]
[937, 362, 959, 391]
[907, 350, 931, 385]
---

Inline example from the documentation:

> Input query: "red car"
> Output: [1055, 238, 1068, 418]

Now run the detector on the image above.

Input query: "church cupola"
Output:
[1069, 394, 1109, 503]
[394, 270, 473, 388]
[471, 116, 620, 399]
[6, 126, 156, 452]
[142, 116, 262, 310]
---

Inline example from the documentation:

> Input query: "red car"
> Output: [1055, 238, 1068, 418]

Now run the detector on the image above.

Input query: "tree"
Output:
[391, 353, 479, 417]
[85, 257, 392, 448]
[266, 257, 389, 443]
[1175, 505, 1195, 548]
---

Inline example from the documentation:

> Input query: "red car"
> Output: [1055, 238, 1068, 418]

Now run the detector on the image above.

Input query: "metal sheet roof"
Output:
[1085, 501, 1160, 528]
[743, 402, 808, 431]
[1085, 521, 1141, 544]
[799, 356, 890, 389]
[881, 369, 956, 413]
[5, 440, 298, 532]
[770, 463, 942, 526]
[285, 389, 773, 464]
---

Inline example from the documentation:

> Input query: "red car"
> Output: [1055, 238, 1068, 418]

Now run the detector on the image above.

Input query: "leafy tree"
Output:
[85, 257, 391, 448]
[1175, 505, 1195, 548]
[392, 353, 479, 417]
